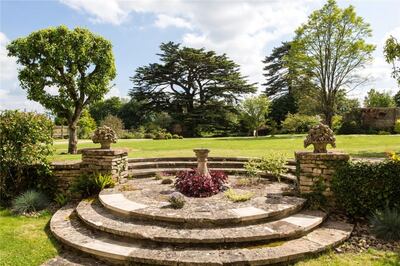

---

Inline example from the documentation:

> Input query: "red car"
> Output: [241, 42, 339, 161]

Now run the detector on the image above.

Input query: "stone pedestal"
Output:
[295, 152, 350, 196]
[81, 148, 128, 182]
[193, 148, 210, 177]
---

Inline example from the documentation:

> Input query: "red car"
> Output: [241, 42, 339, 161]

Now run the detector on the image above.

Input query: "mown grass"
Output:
[295, 248, 400, 266]
[50, 134, 400, 162]
[0, 209, 58, 266]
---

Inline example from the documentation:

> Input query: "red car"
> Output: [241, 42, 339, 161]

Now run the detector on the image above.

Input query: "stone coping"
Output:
[77, 199, 326, 244]
[80, 148, 129, 156]
[295, 151, 350, 161]
[98, 177, 305, 226]
[51, 206, 353, 266]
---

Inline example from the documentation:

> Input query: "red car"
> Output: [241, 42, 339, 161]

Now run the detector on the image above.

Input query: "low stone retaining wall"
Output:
[52, 149, 128, 191]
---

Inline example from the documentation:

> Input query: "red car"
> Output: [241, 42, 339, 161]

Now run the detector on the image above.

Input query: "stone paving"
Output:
[49, 174, 353, 265]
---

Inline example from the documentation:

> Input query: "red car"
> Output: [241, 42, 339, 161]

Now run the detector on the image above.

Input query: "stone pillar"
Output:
[193, 148, 210, 177]
[295, 152, 350, 196]
[80, 148, 128, 182]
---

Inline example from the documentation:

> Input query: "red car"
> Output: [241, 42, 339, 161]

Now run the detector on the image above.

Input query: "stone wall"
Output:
[51, 149, 128, 192]
[344, 107, 400, 131]
[295, 152, 350, 196]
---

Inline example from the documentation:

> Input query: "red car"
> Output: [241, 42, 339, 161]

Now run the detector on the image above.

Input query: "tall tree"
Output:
[240, 95, 271, 137]
[363, 89, 395, 108]
[130, 42, 256, 136]
[289, 0, 375, 127]
[7, 26, 116, 154]
[89, 96, 123, 125]
[384, 36, 400, 106]
[263, 42, 298, 124]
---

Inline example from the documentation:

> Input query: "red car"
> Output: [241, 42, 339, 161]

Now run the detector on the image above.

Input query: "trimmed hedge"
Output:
[332, 160, 400, 217]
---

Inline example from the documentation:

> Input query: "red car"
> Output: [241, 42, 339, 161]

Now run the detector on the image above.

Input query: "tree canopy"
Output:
[7, 25, 116, 153]
[130, 42, 256, 136]
[240, 95, 271, 137]
[363, 89, 395, 108]
[289, 0, 375, 127]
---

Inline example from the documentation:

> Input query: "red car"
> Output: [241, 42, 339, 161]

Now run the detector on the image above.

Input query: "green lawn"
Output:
[51, 134, 400, 162]
[1, 208, 398, 266]
[0, 209, 58, 266]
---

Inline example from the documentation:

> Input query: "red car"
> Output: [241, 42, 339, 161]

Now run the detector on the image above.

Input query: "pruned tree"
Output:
[384, 36, 400, 106]
[289, 0, 375, 127]
[7, 26, 116, 154]
[130, 42, 256, 136]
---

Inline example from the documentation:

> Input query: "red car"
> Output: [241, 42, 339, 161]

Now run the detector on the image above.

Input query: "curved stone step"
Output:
[128, 157, 254, 163]
[129, 161, 246, 170]
[98, 190, 306, 226]
[51, 206, 353, 266]
[128, 168, 297, 183]
[77, 200, 326, 244]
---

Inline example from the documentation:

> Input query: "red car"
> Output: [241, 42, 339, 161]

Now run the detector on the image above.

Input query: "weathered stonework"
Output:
[295, 152, 350, 196]
[52, 149, 128, 192]
[81, 148, 128, 182]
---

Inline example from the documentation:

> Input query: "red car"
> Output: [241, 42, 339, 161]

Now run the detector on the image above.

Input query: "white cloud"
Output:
[0, 32, 17, 82]
[154, 14, 192, 29]
[60, 0, 318, 87]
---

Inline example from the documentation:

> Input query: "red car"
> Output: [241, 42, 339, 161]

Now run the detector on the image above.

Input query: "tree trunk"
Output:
[68, 123, 78, 154]
[323, 111, 334, 129]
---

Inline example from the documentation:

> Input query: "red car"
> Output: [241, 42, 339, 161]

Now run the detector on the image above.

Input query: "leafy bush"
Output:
[144, 133, 155, 139]
[394, 119, 400, 134]
[370, 207, 400, 241]
[331, 115, 342, 133]
[12, 190, 49, 214]
[165, 133, 173, 139]
[0, 111, 54, 204]
[70, 173, 115, 198]
[54, 193, 69, 207]
[332, 159, 400, 217]
[244, 153, 287, 181]
[224, 189, 253, 202]
[175, 170, 228, 197]
[281, 113, 320, 133]
[78, 109, 97, 139]
[172, 134, 180, 139]
[378, 130, 390, 135]
[161, 178, 173, 184]
[100, 114, 124, 137]
[168, 192, 186, 209]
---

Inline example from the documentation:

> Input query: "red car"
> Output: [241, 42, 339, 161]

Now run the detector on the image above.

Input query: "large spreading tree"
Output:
[130, 42, 256, 136]
[289, 0, 375, 127]
[7, 26, 116, 154]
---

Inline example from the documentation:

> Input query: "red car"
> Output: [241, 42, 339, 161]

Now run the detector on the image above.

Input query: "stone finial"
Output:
[193, 148, 210, 177]
[92, 126, 117, 149]
[304, 123, 336, 153]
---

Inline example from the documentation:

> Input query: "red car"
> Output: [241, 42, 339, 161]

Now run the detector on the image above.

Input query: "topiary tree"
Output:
[304, 123, 336, 153]
[0, 111, 54, 203]
[7, 25, 116, 154]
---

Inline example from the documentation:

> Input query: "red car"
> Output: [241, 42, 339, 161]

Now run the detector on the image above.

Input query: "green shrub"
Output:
[168, 192, 185, 209]
[165, 133, 173, 139]
[144, 133, 155, 139]
[0, 111, 54, 204]
[370, 207, 400, 241]
[54, 193, 69, 207]
[172, 134, 180, 139]
[78, 109, 97, 139]
[12, 190, 49, 214]
[331, 115, 342, 133]
[100, 115, 124, 137]
[394, 119, 400, 134]
[332, 160, 400, 217]
[378, 130, 390, 135]
[224, 189, 253, 202]
[161, 178, 173, 184]
[70, 173, 115, 198]
[244, 153, 287, 181]
[153, 132, 166, 140]
[281, 113, 320, 133]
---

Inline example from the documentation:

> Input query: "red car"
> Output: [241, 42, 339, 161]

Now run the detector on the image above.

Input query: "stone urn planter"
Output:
[304, 123, 336, 153]
[91, 126, 117, 149]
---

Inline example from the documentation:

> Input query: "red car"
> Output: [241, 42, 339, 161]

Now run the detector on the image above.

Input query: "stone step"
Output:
[128, 157, 255, 163]
[76, 200, 326, 244]
[128, 161, 246, 170]
[98, 190, 306, 226]
[51, 206, 353, 266]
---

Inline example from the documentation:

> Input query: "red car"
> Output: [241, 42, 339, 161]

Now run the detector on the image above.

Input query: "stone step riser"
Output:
[128, 157, 297, 165]
[51, 207, 353, 266]
[129, 161, 246, 170]
[98, 192, 306, 227]
[76, 200, 327, 244]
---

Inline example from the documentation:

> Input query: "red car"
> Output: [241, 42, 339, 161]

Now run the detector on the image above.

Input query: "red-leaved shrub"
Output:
[175, 169, 228, 197]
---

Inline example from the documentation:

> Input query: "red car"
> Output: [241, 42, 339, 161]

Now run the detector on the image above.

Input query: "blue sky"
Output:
[0, 0, 399, 112]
